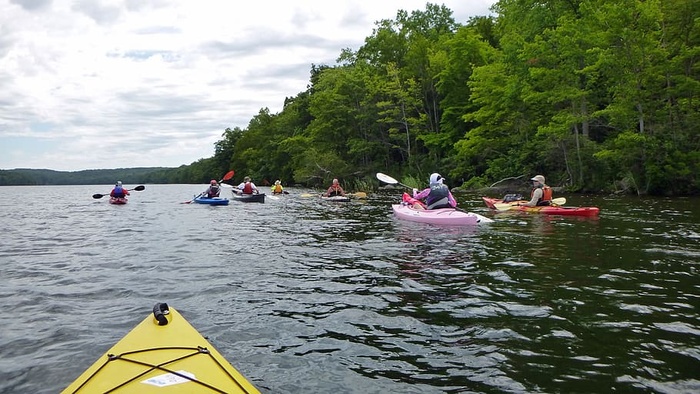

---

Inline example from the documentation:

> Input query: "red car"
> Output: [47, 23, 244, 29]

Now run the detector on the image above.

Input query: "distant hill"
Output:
[0, 167, 174, 185]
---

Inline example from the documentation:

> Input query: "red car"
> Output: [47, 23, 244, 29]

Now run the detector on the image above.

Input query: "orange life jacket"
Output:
[328, 186, 342, 196]
[531, 186, 553, 205]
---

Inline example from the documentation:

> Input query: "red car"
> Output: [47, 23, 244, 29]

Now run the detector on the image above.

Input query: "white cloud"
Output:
[0, 0, 494, 171]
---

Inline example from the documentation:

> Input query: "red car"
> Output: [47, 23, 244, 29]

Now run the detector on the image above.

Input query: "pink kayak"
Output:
[392, 193, 493, 226]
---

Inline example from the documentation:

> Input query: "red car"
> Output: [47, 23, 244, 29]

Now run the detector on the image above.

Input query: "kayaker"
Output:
[110, 181, 130, 198]
[413, 173, 457, 210]
[271, 180, 284, 194]
[519, 175, 553, 207]
[323, 178, 346, 197]
[203, 179, 221, 198]
[236, 176, 259, 194]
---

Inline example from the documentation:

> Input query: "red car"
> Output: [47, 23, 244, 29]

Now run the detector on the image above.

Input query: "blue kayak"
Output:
[193, 196, 229, 205]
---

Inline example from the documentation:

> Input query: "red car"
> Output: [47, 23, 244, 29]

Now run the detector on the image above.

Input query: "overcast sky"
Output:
[0, 0, 494, 171]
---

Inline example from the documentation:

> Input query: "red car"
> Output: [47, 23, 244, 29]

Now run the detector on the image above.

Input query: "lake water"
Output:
[1, 184, 699, 393]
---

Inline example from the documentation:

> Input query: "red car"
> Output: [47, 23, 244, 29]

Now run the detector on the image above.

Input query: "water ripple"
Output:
[0, 186, 699, 393]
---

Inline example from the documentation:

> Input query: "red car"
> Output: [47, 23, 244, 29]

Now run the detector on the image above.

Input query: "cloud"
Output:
[0, 0, 494, 171]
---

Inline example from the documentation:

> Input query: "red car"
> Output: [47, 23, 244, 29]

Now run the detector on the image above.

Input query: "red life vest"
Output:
[242, 182, 254, 194]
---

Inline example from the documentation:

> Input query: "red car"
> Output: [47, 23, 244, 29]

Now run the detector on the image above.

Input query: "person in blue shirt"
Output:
[110, 181, 130, 198]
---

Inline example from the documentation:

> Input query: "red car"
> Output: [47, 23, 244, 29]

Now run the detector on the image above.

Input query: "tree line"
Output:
[3, 1, 698, 195]
[203, 0, 699, 195]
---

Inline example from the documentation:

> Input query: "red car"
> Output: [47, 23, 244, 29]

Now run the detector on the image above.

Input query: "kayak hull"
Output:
[392, 193, 493, 226]
[322, 195, 350, 202]
[482, 197, 600, 216]
[109, 197, 128, 205]
[61, 304, 259, 393]
[392, 204, 492, 225]
[194, 197, 229, 205]
[232, 193, 265, 203]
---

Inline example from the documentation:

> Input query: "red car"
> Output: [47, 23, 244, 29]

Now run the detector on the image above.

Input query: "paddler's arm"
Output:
[448, 191, 457, 207]
[519, 189, 542, 207]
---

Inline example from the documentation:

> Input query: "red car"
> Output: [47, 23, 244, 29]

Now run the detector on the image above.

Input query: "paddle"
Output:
[182, 170, 235, 204]
[348, 192, 367, 199]
[376, 172, 412, 189]
[493, 197, 567, 211]
[92, 185, 145, 199]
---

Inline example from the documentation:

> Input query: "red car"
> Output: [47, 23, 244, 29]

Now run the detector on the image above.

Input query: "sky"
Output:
[0, 0, 494, 171]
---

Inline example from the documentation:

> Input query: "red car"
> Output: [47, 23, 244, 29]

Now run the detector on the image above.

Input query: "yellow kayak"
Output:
[62, 303, 260, 393]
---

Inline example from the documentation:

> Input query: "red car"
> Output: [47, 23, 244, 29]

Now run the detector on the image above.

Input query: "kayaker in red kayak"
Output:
[203, 179, 221, 198]
[518, 175, 553, 207]
[236, 176, 260, 194]
[323, 178, 346, 197]
[110, 181, 130, 198]
[413, 173, 457, 210]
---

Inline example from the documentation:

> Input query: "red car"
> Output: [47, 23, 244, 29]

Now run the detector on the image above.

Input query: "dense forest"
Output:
[202, 0, 699, 196]
[3, 1, 698, 195]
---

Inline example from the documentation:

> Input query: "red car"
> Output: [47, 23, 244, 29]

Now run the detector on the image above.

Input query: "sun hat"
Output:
[429, 173, 443, 184]
[531, 175, 545, 184]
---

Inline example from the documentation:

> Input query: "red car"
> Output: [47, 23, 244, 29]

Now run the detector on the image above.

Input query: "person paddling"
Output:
[110, 181, 130, 198]
[236, 176, 259, 194]
[203, 179, 221, 198]
[518, 175, 553, 207]
[271, 180, 284, 195]
[323, 178, 346, 197]
[413, 173, 457, 210]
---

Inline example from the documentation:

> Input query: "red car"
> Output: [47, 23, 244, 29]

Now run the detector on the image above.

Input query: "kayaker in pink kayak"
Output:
[323, 178, 346, 197]
[203, 179, 221, 198]
[110, 181, 130, 198]
[413, 173, 457, 210]
[518, 175, 553, 207]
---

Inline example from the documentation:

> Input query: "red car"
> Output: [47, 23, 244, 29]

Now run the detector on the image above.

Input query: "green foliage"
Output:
[392, 174, 421, 190]
[122, 0, 698, 196]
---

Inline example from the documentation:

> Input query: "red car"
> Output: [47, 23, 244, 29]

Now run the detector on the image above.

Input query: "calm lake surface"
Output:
[1, 184, 699, 393]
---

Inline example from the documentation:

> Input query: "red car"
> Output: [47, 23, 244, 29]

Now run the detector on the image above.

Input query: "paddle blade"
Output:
[350, 192, 367, 199]
[132, 185, 145, 191]
[376, 172, 398, 184]
[493, 202, 515, 211]
[300, 193, 316, 198]
[92, 193, 105, 199]
[221, 170, 235, 181]
[552, 197, 566, 205]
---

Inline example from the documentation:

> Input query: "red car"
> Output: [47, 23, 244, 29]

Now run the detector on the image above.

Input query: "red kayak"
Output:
[482, 197, 599, 217]
[109, 197, 128, 205]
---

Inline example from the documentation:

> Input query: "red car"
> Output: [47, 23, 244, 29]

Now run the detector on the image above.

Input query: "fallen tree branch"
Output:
[489, 175, 525, 188]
